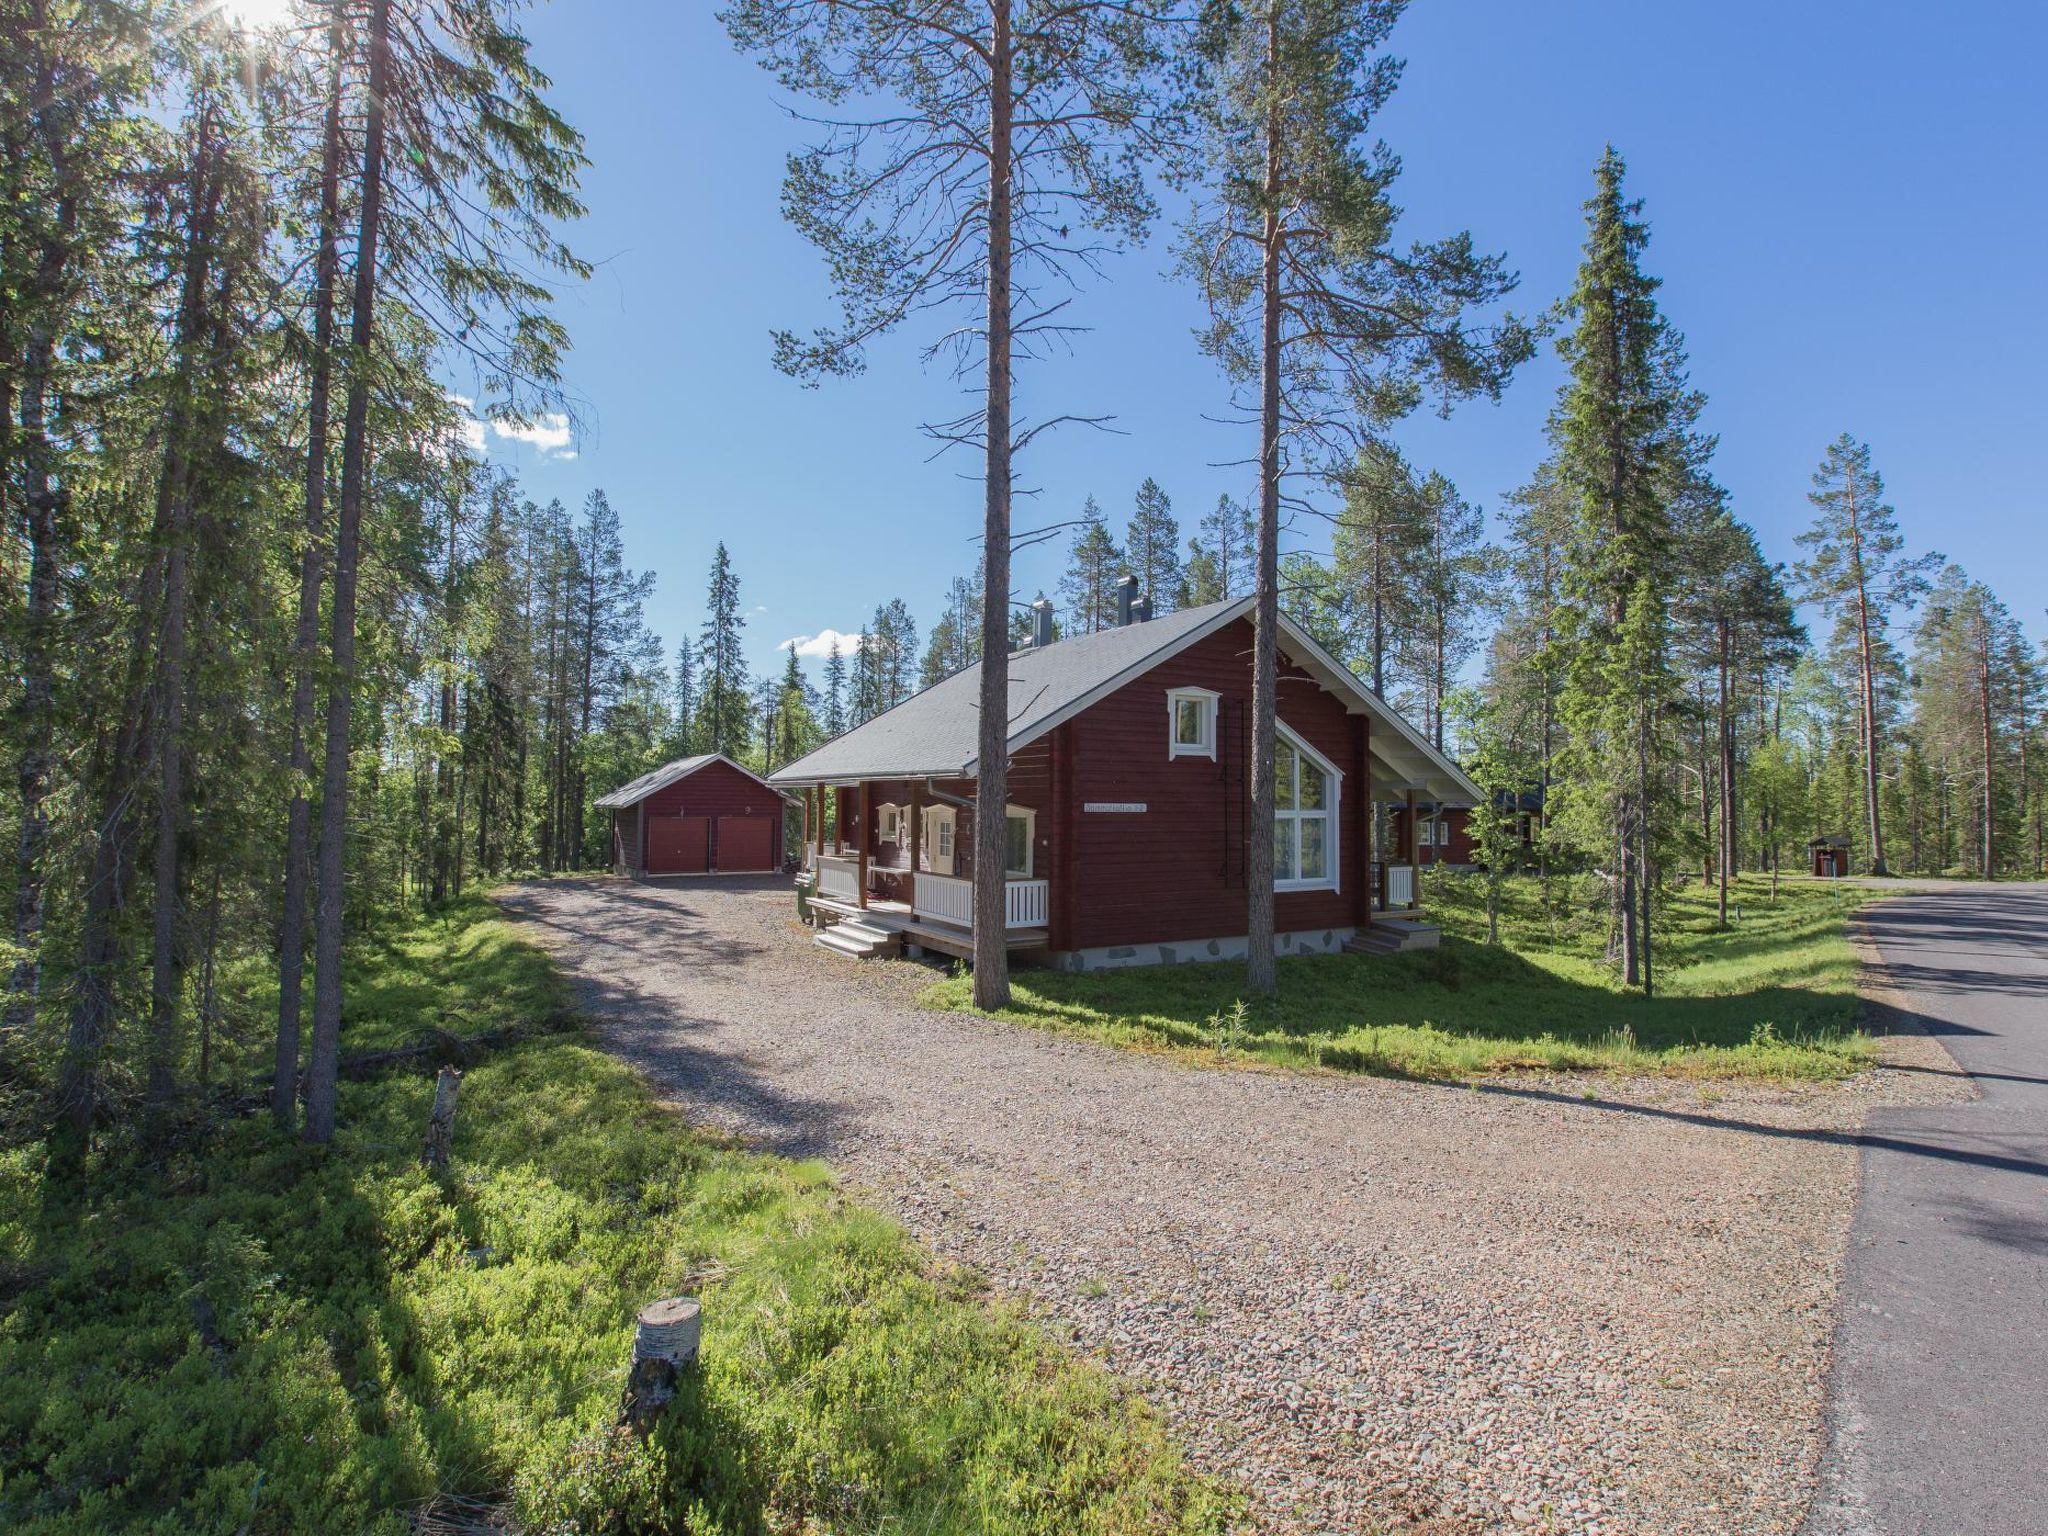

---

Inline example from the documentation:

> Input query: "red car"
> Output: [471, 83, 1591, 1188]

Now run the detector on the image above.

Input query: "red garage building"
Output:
[597, 753, 792, 876]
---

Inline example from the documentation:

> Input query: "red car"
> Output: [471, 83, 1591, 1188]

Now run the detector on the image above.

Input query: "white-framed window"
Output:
[878, 803, 901, 842]
[924, 805, 955, 875]
[1436, 820, 1451, 848]
[1165, 686, 1219, 760]
[1004, 804, 1035, 878]
[1273, 722, 1341, 892]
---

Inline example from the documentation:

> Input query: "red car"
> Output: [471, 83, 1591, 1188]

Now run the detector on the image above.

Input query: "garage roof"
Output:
[594, 752, 788, 810]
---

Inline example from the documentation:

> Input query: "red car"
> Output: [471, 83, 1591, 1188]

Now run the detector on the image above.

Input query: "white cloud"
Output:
[780, 627, 865, 659]
[490, 411, 574, 458]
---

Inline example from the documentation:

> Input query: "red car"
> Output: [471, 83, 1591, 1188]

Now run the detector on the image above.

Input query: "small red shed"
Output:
[1809, 835, 1851, 878]
[596, 753, 792, 876]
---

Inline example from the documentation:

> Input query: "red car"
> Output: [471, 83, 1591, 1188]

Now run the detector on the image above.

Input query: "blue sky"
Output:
[480, 0, 2047, 685]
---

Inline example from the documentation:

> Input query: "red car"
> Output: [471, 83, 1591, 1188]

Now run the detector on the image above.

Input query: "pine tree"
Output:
[1332, 441, 1422, 694]
[698, 542, 751, 756]
[1125, 478, 1182, 615]
[920, 570, 983, 686]
[1182, 0, 1529, 993]
[1186, 493, 1255, 604]
[1060, 496, 1125, 632]
[1794, 434, 1940, 876]
[726, 0, 1187, 1009]
[1398, 470, 1493, 750]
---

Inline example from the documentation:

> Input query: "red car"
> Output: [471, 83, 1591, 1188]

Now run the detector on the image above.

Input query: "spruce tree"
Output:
[1548, 147, 1689, 991]
[822, 637, 847, 736]
[698, 542, 752, 756]
[1125, 478, 1182, 614]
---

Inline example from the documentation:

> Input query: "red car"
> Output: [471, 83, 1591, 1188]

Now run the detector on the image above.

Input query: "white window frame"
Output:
[1004, 804, 1036, 878]
[1436, 819, 1451, 848]
[924, 805, 956, 875]
[1165, 686, 1220, 761]
[1272, 720, 1341, 894]
[878, 802, 902, 842]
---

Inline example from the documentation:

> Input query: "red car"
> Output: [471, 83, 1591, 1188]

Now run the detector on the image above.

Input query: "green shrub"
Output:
[0, 897, 1226, 1536]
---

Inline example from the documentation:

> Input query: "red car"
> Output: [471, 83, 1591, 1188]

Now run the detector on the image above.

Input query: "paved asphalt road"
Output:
[1807, 881, 2048, 1536]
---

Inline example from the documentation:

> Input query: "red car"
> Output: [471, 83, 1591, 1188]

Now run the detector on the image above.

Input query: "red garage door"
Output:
[646, 815, 709, 873]
[715, 815, 773, 872]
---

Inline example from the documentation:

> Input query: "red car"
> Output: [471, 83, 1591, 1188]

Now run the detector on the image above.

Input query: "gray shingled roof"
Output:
[595, 752, 785, 810]
[768, 598, 1245, 784]
[768, 595, 1484, 805]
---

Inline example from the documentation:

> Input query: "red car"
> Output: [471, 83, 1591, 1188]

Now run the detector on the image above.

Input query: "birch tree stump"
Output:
[618, 1295, 700, 1431]
[421, 1065, 461, 1170]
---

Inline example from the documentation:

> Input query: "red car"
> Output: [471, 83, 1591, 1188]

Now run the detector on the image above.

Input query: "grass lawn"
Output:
[924, 873, 1883, 1081]
[0, 896, 1229, 1536]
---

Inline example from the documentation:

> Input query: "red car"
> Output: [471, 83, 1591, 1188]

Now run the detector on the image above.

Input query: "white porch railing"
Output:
[912, 871, 974, 927]
[912, 871, 1049, 931]
[815, 853, 860, 904]
[1004, 878, 1050, 929]
[1387, 864, 1415, 907]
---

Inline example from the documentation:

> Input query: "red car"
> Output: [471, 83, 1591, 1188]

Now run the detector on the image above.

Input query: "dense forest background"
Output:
[1, 1, 2041, 1154]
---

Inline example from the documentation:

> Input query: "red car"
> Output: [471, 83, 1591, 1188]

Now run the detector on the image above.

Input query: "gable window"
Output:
[924, 806, 956, 875]
[1273, 723, 1341, 892]
[878, 803, 901, 842]
[1166, 686, 1219, 760]
[1004, 805, 1036, 878]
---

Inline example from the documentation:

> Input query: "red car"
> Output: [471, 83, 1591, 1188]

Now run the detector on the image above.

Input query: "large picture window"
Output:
[1273, 724, 1340, 892]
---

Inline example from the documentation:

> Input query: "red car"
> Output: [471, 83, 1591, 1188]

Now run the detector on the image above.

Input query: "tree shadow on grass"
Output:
[1001, 938, 1891, 1063]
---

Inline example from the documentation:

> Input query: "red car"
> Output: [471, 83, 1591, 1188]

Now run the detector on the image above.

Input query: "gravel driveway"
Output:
[499, 876, 1953, 1536]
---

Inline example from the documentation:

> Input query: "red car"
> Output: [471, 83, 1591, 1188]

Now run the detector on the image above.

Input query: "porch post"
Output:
[800, 788, 811, 863]
[856, 782, 870, 909]
[1405, 787, 1420, 910]
[908, 781, 923, 915]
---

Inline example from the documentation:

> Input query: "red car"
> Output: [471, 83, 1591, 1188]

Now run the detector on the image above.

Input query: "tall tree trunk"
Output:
[274, 36, 345, 1126]
[1846, 473, 1890, 874]
[1244, 1, 1283, 998]
[1717, 616, 1732, 925]
[5, 20, 79, 1035]
[147, 106, 227, 1121]
[432, 490, 460, 902]
[969, 0, 1013, 1012]
[1980, 626, 1994, 879]
[53, 557, 165, 1153]
[305, 0, 391, 1145]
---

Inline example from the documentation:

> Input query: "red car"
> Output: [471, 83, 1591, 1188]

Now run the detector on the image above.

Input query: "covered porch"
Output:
[793, 781, 1050, 958]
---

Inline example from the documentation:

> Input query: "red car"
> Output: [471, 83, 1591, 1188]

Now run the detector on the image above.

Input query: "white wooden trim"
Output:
[1165, 685, 1219, 760]
[922, 804, 956, 875]
[1004, 804, 1036, 878]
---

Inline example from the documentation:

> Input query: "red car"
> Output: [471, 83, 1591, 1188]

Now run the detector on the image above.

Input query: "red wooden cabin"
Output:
[597, 753, 792, 876]
[769, 591, 1481, 970]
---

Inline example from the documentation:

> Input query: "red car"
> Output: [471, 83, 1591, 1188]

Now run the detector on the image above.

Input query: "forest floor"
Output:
[0, 895, 1227, 1536]
[924, 873, 1887, 1080]
[504, 874, 1963, 1536]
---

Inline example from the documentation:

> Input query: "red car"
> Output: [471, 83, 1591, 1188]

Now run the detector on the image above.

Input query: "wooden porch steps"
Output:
[814, 918, 902, 960]
[1346, 916, 1441, 955]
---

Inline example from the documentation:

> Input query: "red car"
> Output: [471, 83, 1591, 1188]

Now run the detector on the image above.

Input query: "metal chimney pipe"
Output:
[1114, 573, 1138, 626]
[1032, 596, 1054, 648]
[1133, 592, 1152, 624]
